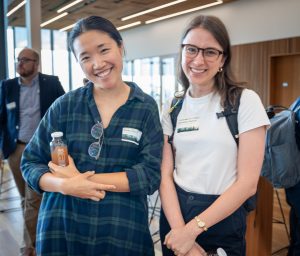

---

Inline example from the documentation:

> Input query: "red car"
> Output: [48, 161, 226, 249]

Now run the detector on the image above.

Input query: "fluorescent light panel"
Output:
[117, 21, 142, 31]
[57, 0, 84, 13]
[60, 23, 76, 32]
[121, 0, 186, 21]
[6, 0, 26, 17]
[145, 0, 223, 24]
[41, 12, 68, 27]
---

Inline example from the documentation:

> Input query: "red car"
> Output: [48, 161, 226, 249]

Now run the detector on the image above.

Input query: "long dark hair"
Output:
[178, 15, 245, 106]
[68, 16, 123, 55]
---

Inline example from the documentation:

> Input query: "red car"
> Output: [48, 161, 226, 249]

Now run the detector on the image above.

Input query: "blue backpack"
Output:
[168, 89, 257, 212]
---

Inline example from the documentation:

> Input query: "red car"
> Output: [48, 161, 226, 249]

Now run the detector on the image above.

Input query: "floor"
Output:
[0, 161, 291, 256]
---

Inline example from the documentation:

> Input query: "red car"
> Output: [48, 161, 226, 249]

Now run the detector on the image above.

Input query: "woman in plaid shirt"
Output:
[21, 16, 163, 256]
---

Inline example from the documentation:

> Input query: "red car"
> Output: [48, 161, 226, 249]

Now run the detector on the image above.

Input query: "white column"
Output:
[25, 0, 41, 58]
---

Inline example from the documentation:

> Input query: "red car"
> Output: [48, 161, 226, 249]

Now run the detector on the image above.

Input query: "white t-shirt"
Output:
[161, 88, 270, 195]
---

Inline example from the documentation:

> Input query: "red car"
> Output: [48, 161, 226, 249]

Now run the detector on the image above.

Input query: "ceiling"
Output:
[7, 0, 236, 31]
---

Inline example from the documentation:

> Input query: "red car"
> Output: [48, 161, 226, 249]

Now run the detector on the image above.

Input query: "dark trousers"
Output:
[286, 180, 300, 256]
[8, 143, 42, 253]
[160, 185, 247, 256]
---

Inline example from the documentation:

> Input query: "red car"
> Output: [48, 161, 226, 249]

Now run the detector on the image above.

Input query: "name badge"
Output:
[176, 118, 200, 133]
[122, 127, 142, 145]
[6, 101, 16, 110]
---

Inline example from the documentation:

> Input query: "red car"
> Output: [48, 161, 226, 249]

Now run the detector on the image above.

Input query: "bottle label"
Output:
[51, 146, 69, 166]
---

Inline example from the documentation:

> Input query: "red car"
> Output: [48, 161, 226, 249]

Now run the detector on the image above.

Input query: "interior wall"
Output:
[231, 37, 300, 105]
[121, 0, 300, 60]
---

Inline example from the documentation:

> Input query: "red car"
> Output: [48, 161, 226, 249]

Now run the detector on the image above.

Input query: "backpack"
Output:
[168, 89, 257, 212]
[261, 105, 300, 188]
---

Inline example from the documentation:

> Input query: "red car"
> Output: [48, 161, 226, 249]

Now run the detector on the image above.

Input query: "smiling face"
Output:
[73, 30, 124, 89]
[181, 27, 225, 91]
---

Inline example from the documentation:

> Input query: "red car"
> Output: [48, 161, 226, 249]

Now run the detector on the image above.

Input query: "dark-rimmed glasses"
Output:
[88, 121, 104, 160]
[182, 44, 224, 62]
[15, 57, 37, 64]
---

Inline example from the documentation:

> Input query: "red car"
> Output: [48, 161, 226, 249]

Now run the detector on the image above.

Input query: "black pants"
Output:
[160, 185, 247, 256]
[286, 180, 300, 256]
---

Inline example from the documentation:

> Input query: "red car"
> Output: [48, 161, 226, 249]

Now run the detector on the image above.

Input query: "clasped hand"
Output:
[164, 226, 206, 256]
[48, 155, 116, 201]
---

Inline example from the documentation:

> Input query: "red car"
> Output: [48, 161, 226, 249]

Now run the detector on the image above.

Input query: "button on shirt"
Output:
[18, 75, 40, 143]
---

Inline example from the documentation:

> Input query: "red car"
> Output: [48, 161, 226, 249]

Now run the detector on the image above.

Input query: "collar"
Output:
[18, 73, 39, 87]
[126, 81, 145, 102]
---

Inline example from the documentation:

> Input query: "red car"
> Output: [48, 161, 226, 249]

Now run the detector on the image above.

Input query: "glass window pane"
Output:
[53, 30, 69, 92]
[7, 26, 15, 78]
[122, 60, 133, 81]
[161, 57, 176, 105]
[133, 57, 161, 107]
[71, 54, 85, 90]
[41, 29, 53, 75]
[14, 27, 27, 59]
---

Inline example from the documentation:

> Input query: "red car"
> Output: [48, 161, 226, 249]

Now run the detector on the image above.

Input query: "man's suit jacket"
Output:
[0, 72, 65, 158]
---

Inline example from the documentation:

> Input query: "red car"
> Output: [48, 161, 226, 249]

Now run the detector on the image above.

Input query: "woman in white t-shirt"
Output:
[159, 15, 270, 256]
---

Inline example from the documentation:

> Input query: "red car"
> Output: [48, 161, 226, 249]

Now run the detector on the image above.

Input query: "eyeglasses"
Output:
[88, 122, 104, 160]
[15, 57, 37, 64]
[182, 44, 224, 62]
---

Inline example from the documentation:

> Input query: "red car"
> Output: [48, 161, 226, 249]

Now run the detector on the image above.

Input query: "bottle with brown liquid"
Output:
[50, 132, 69, 166]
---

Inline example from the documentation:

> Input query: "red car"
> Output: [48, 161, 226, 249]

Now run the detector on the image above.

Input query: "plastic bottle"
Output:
[50, 132, 69, 166]
[206, 248, 227, 256]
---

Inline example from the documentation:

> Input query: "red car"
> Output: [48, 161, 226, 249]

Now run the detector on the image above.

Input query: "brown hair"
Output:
[177, 15, 245, 106]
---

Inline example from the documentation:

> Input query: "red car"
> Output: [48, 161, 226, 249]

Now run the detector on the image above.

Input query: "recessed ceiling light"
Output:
[57, 0, 84, 13]
[41, 12, 68, 27]
[121, 0, 187, 21]
[117, 21, 142, 31]
[145, 1, 223, 24]
[6, 0, 26, 17]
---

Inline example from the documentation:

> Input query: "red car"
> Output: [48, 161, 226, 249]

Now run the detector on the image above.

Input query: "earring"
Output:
[218, 67, 223, 72]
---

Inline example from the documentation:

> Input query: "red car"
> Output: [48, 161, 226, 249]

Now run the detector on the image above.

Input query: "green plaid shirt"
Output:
[21, 82, 163, 256]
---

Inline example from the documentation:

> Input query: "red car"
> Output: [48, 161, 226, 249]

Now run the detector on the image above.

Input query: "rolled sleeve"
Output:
[125, 104, 163, 196]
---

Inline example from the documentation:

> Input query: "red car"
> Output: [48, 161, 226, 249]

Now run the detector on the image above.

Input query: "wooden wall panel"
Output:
[231, 36, 300, 105]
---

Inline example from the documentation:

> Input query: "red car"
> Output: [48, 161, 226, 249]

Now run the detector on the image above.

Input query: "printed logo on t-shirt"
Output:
[176, 118, 199, 133]
[122, 127, 142, 145]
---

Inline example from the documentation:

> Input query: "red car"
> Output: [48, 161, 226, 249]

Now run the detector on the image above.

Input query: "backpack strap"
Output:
[168, 97, 183, 145]
[216, 90, 243, 145]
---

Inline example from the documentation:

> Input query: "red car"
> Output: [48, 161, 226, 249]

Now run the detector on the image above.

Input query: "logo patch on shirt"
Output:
[176, 118, 199, 133]
[122, 128, 142, 145]
[6, 101, 16, 110]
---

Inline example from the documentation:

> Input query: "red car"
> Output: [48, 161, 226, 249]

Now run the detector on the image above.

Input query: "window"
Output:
[41, 29, 53, 75]
[70, 54, 85, 90]
[53, 30, 69, 92]
[7, 27, 15, 78]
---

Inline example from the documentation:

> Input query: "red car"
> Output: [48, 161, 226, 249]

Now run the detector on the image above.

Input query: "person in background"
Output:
[286, 97, 300, 256]
[159, 15, 270, 256]
[21, 16, 163, 256]
[0, 47, 65, 256]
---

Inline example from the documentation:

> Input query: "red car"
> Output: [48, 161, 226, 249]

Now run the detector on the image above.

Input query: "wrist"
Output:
[186, 218, 202, 238]
[58, 178, 68, 194]
[194, 216, 208, 232]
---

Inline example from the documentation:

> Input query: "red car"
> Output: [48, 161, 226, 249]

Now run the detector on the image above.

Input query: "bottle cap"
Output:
[51, 131, 63, 138]
[217, 248, 227, 256]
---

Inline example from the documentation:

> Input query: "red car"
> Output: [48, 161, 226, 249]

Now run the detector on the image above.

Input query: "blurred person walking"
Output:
[0, 47, 65, 256]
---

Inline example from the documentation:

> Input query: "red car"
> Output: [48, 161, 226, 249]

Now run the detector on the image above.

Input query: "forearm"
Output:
[88, 172, 130, 192]
[160, 178, 185, 228]
[39, 172, 65, 193]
